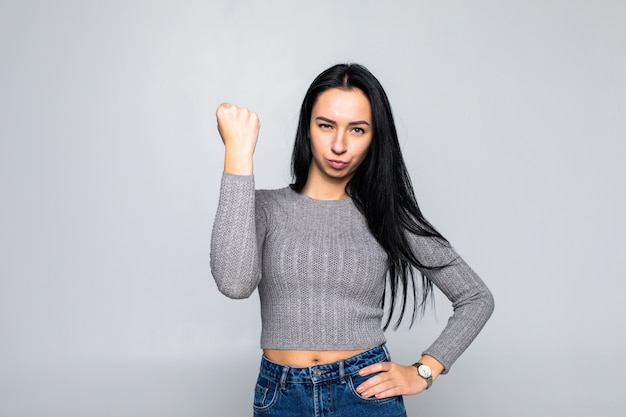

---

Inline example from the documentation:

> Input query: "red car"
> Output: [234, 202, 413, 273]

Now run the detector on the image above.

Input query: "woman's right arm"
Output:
[210, 104, 262, 299]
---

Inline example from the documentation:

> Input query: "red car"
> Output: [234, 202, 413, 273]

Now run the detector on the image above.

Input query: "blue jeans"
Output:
[252, 345, 407, 417]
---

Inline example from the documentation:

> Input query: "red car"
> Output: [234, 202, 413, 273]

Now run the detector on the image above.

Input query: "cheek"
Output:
[309, 137, 323, 156]
[356, 140, 373, 160]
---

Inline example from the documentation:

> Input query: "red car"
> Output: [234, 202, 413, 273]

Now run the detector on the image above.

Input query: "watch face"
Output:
[418, 365, 432, 378]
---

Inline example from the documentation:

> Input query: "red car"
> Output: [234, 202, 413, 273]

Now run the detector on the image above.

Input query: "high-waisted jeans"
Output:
[252, 344, 407, 417]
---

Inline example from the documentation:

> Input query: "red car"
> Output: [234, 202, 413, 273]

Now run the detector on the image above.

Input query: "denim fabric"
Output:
[252, 345, 407, 417]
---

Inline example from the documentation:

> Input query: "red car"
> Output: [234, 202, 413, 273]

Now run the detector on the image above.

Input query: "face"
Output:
[307, 87, 373, 188]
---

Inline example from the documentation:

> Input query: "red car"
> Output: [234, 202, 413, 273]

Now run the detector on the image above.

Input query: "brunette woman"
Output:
[211, 63, 494, 417]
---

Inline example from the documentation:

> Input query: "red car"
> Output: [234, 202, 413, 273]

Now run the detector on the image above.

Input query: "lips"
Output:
[327, 159, 349, 170]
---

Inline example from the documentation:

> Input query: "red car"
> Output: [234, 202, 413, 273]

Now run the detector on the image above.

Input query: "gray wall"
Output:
[1, 1, 624, 416]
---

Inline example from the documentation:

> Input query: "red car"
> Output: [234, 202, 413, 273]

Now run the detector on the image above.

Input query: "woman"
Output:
[211, 63, 494, 417]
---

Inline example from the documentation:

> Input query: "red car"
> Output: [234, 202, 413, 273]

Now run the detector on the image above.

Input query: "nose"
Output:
[331, 130, 347, 155]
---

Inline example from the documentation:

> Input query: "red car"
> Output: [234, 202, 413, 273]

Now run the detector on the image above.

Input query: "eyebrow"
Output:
[315, 116, 370, 126]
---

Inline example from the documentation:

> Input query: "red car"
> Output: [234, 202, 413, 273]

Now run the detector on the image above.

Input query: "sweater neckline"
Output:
[288, 187, 354, 207]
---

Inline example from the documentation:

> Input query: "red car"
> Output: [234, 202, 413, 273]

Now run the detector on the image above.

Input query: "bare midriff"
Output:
[263, 349, 366, 367]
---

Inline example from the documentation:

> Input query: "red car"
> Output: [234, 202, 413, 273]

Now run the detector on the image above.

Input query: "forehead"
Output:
[311, 88, 372, 121]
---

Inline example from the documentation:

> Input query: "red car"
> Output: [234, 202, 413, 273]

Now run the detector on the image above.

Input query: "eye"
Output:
[319, 123, 333, 130]
[351, 127, 366, 134]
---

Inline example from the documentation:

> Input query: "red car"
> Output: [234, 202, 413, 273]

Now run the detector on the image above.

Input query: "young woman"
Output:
[211, 63, 494, 417]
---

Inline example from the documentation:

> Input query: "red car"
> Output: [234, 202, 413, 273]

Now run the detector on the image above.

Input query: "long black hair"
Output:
[291, 63, 451, 330]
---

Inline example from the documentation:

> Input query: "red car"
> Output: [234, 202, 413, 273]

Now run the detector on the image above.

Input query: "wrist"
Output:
[224, 149, 254, 175]
[416, 355, 444, 380]
[412, 362, 433, 390]
[412, 355, 444, 390]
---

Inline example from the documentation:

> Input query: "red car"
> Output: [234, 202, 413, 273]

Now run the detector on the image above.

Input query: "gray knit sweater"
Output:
[210, 173, 494, 372]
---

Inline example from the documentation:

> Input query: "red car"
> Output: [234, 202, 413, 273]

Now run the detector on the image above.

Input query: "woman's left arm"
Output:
[357, 237, 494, 398]
[416, 239, 495, 372]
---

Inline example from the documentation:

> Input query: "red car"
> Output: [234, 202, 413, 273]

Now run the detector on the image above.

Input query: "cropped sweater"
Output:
[210, 173, 494, 372]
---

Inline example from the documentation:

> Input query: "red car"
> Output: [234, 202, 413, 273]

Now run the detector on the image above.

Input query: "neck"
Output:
[301, 172, 349, 201]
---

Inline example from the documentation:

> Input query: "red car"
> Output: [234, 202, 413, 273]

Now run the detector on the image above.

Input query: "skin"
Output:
[301, 87, 373, 200]
[216, 88, 444, 398]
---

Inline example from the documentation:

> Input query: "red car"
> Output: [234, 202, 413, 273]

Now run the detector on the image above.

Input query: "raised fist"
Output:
[216, 103, 260, 158]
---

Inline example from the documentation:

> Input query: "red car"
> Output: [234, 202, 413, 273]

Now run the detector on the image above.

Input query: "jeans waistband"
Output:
[259, 345, 389, 384]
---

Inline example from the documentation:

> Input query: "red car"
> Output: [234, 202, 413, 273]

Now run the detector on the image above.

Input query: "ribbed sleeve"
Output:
[210, 173, 262, 299]
[412, 236, 495, 373]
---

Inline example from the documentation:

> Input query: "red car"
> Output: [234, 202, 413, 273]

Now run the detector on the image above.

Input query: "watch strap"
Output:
[412, 362, 433, 390]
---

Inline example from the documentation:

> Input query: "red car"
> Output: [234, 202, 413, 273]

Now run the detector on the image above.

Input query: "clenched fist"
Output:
[216, 103, 260, 175]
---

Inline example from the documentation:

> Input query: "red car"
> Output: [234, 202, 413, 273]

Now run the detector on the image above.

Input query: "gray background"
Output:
[1, 1, 624, 416]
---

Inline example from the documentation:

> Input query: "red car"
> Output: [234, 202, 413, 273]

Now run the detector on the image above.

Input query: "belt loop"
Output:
[339, 360, 346, 384]
[279, 366, 289, 390]
[381, 344, 390, 360]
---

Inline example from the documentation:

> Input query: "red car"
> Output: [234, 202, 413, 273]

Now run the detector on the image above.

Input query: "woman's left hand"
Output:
[355, 361, 429, 399]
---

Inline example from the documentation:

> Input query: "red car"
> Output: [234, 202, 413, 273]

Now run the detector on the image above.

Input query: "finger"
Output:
[216, 102, 235, 116]
[373, 385, 404, 399]
[358, 361, 391, 376]
[357, 377, 398, 399]
[356, 365, 394, 396]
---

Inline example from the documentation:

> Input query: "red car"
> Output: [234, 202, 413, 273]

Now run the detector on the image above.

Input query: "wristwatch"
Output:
[412, 362, 432, 390]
